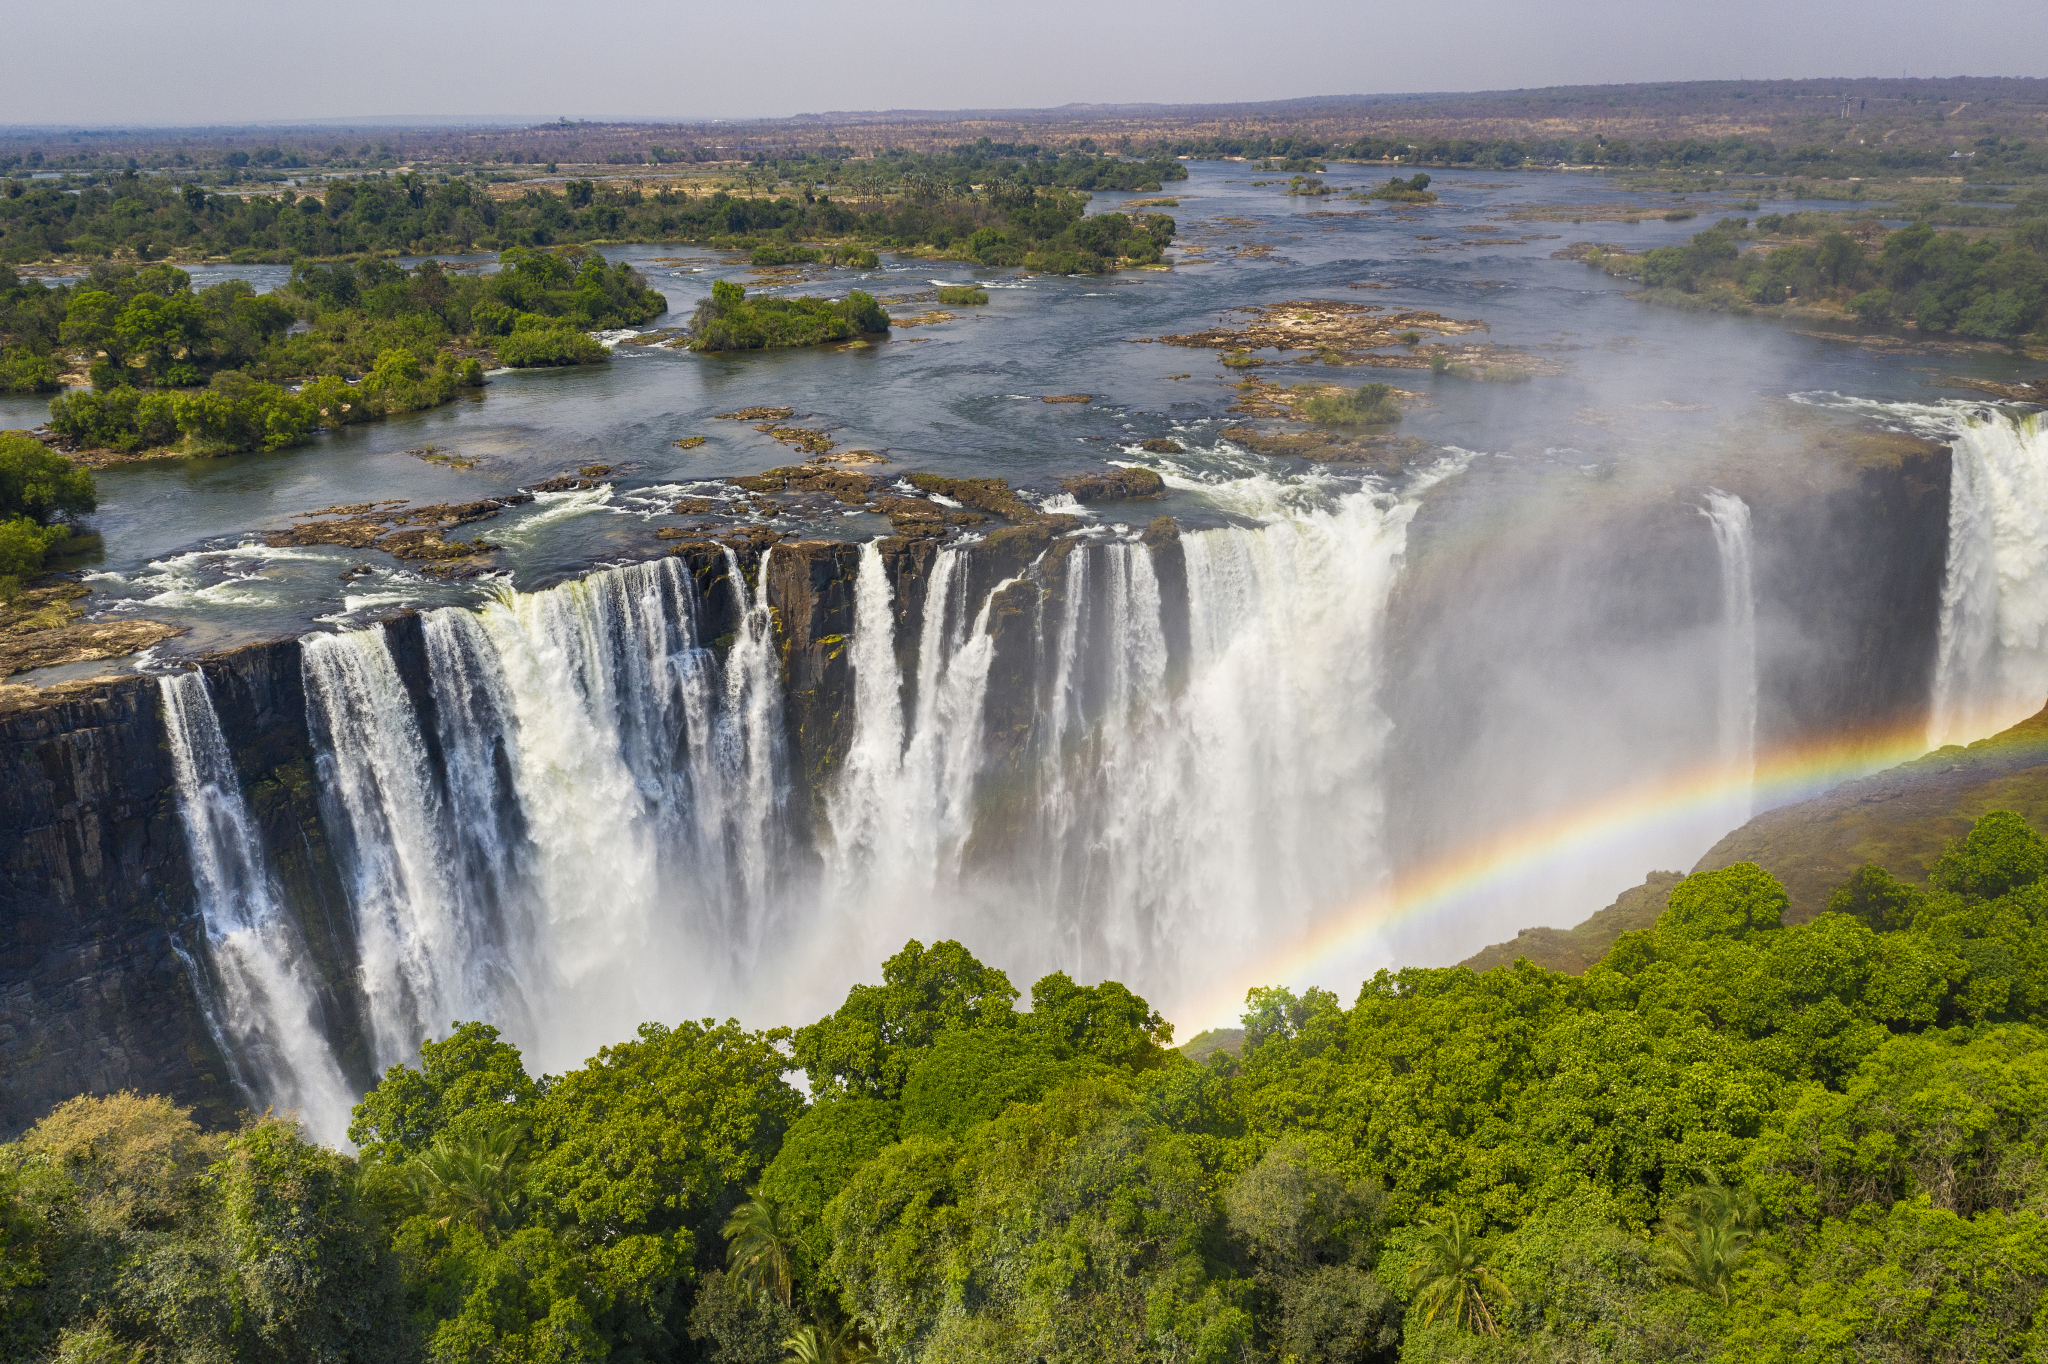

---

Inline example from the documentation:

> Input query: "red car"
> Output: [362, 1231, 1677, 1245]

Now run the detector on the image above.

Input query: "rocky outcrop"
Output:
[0, 674, 227, 1136]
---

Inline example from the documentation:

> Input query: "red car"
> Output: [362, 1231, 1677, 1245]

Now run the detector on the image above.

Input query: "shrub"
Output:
[0, 345, 59, 394]
[688, 282, 889, 352]
[1301, 382, 1401, 425]
[0, 513, 66, 583]
[495, 322, 608, 367]
[935, 286, 989, 306]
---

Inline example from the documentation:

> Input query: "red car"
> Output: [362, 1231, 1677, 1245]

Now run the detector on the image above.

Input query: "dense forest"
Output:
[0, 250, 665, 463]
[0, 153, 1180, 272]
[1581, 211, 2048, 343]
[5, 808, 2047, 1363]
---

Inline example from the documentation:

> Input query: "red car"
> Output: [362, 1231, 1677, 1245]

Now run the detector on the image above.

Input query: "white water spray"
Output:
[1931, 411, 2048, 747]
[160, 670, 356, 1142]
[1703, 489, 1758, 821]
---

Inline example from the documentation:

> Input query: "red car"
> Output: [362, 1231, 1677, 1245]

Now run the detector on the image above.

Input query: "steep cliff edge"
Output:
[1461, 699, 2048, 974]
[0, 674, 225, 1135]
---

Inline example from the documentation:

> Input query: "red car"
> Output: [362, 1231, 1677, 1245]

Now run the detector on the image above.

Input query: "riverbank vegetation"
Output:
[0, 431, 93, 586]
[8, 807, 2048, 1361]
[0, 153, 1180, 275]
[7, 246, 662, 453]
[1578, 211, 2048, 344]
[689, 280, 889, 352]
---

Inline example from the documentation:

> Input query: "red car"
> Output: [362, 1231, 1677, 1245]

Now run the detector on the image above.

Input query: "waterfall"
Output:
[1703, 490, 1758, 820]
[159, 670, 356, 1143]
[198, 461, 1440, 1087]
[1931, 411, 2048, 748]
[300, 554, 796, 1075]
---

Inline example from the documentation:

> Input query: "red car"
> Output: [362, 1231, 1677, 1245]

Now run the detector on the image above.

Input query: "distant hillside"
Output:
[6, 76, 2043, 172]
[1462, 699, 2048, 973]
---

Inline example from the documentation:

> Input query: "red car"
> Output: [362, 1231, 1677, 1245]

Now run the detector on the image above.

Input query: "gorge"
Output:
[6, 405, 2036, 1144]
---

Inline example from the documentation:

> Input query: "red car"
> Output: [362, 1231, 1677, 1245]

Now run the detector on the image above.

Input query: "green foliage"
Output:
[20, 809, 2048, 1362]
[757, 1099, 901, 1238]
[934, 285, 988, 305]
[0, 159, 1180, 280]
[1656, 861, 1788, 942]
[1301, 381, 1402, 426]
[0, 344, 58, 393]
[791, 939, 1019, 1098]
[1650, 1182, 1762, 1303]
[1, 1094, 409, 1363]
[1407, 1210, 1511, 1334]
[1604, 212, 2048, 339]
[493, 319, 608, 367]
[399, 1118, 531, 1237]
[688, 280, 889, 352]
[1929, 808, 2048, 899]
[0, 429, 95, 523]
[1828, 862, 1924, 932]
[1367, 174, 1440, 203]
[825, 1079, 1253, 1364]
[723, 1197, 795, 1309]
[897, 1028, 1100, 1138]
[347, 1020, 540, 1164]
[0, 429, 93, 583]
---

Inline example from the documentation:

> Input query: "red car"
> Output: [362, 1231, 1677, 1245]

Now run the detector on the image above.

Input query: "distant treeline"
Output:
[0, 164, 1178, 275]
[1155, 131, 2048, 179]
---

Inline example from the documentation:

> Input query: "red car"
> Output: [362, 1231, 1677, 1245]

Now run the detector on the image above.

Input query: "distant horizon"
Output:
[7, 0, 2043, 128]
[3, 74, 2044, 135]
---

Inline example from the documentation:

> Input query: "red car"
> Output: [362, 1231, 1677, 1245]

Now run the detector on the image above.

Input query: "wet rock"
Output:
[727, 466, 874, 505]
[1060, 467, 1166, 503]
[1040, 394, 1093, 404]
[1139, 438, 1185, 454]
[905, 473, 1036, 521]
[715, 406, 796, 423]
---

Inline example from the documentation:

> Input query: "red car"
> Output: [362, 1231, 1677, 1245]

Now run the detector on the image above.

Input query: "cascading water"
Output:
[170, 453, 1537, 1097]
[1703, 489, 1758, 822]
[160, 670, 356, 1141]
[1931, 410, 2048, 748]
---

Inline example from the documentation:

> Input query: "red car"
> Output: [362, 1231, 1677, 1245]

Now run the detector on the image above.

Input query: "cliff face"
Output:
[1381, 440, 1951, 876]
[0, 432, 1956, 1129]
[0, 673, 225, 1135]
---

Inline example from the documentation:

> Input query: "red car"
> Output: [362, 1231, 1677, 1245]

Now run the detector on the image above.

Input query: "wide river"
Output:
[4, 162, 2024, 661]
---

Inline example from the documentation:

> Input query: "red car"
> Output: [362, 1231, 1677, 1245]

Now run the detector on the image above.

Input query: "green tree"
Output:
[725, 1197, 795, 1309]
[1828, 862, 1924, 932]
[1929, 809, 2047, 900]
[400, 1118, 531, 1238]
[1406, 1210, 1510, 1334]
[348, 1020, 540, 1164]
[1651, 1182, 1763, 1304]
[792, 940, 1019, 1100]
[1657, 862, 1788, 943]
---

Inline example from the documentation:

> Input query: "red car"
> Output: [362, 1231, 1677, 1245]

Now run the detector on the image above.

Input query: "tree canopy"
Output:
[10, 811, 2048, 1361]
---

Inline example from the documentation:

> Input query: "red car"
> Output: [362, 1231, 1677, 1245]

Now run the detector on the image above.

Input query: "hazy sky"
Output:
[6, 0, 2044, 126]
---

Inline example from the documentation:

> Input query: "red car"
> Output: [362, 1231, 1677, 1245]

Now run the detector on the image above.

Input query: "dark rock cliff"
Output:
[1, 672, 222, 1135]
[0, 428, 1954, 1131]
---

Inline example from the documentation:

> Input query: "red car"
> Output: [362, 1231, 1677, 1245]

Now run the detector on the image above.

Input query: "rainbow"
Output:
[1171, 717, 1951, 1031]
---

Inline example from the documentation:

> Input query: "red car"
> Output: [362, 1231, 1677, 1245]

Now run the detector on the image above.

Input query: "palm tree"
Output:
[725, 1195, 795, 1310]
[782, 1319, 877, 1364]
[401, 1117, 529, 1238]
[1406, 1210, 1511, 1335]
[1652, 1181, 1762, 1304]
